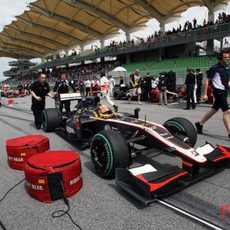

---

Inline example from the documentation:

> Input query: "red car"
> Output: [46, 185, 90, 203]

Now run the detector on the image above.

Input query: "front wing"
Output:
[116, 145, 230, 205]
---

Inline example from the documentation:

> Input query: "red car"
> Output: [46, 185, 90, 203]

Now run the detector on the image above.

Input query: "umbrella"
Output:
[111, 66, 127, 84]
[112, 66, 127, 72]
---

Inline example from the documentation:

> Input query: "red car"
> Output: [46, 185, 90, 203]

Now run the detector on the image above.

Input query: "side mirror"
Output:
[134, 107, 140, 119]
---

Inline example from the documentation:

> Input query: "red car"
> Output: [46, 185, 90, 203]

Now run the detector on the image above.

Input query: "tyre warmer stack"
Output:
[24, 151, 82, 203]
[6, 135, 83, 203]
[6, 135, 50, 170]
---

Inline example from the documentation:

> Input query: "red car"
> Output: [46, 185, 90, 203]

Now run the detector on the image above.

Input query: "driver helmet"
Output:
[98, 105, 115, 119]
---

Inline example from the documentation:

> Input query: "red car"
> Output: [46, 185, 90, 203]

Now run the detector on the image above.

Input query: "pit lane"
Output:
[0, 96, 229, 230]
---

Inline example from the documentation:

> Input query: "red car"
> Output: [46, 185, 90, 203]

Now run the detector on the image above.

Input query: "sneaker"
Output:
[138, 102, 142, 105]
[228, 134, 230, 139]
[36, 124, 41, 130]
[195, 122, 203, 134]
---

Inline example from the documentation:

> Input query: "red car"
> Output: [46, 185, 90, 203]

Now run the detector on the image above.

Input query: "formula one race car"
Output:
[42, 94, 230, 204]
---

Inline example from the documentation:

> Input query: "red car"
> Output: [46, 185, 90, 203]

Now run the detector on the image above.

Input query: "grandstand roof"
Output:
[0, 0, 228, 59]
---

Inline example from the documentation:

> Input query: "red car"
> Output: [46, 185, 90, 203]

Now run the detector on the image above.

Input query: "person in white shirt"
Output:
[99, 72, 118, 111]
[84, 79, 91, 96]
[108, 75, 116, 97]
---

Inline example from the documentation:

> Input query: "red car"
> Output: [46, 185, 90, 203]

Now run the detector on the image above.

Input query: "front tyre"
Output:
[90, 130, 130, 178]
[163, 117, 197, 147]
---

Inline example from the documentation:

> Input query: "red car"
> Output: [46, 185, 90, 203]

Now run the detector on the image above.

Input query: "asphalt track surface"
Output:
[0, 95, 230, 230]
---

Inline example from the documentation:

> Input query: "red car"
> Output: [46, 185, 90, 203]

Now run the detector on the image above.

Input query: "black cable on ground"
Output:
[0, 178, 25, 230]
[0, 221, 7, 230]
[0, 179, 25, 202]
[52, 197, 82, 230]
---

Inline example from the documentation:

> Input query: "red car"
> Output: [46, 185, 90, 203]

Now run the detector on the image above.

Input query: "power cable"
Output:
[0, 178, 25, 230]
[52, 197, 82, 230]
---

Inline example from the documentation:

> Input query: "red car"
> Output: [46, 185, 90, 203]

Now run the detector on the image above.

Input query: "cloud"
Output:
[0, 1, 32, 32]
[0, 0, 36, 81]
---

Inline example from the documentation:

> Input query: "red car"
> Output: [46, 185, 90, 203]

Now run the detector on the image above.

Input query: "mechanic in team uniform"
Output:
[158, 73, 167, 105]
[31, 73, 54, 129]
[183, 68, 196, 110]
[195, 68, 203, 104]
[195, 50, 230, 138]
[53, 71, 76, 113]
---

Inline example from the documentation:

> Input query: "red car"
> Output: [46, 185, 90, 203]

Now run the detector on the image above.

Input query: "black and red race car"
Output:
[42, 93, 230, 204]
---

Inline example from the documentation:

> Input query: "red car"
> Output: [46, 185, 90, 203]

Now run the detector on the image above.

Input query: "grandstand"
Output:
[0, 0, 229, 85]
[122, 55, 217, 76]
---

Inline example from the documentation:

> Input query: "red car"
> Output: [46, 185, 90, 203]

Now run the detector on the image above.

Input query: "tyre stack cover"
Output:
[24, 151, 83, 203]
[6, 135, 50, 170]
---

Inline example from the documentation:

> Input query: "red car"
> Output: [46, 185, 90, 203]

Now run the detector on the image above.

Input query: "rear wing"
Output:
[59, 93, 82, 101]
[55, 93, 82, 110]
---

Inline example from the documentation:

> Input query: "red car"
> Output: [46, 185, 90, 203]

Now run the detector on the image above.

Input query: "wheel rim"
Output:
[113, 92, 118, 99]
[91, 137, 112, 175]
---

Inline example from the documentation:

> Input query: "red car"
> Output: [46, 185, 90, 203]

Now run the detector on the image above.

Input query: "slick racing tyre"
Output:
[42, 108, 61, 132]
[90, 130, 130, 178]
[163, 117, 197, 147]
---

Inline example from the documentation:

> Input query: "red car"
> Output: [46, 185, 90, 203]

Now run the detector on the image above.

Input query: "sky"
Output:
[0, 0, 229, 82]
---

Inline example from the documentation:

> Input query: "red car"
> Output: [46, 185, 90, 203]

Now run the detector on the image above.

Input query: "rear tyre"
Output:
[90, 130, 130, 178]
[113, 91, 121, 100]
[163, 117, 197, 147]
[42, 108, 61, 132]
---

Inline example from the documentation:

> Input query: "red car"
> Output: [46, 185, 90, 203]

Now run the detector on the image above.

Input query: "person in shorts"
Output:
[195, 50, 230, 138]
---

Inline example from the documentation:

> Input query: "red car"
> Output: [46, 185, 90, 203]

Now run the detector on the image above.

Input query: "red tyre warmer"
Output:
[6, 135, 50, 170]
[24, 151, 83, 203]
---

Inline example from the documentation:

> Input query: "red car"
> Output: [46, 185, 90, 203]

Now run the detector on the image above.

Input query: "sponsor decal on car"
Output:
[160, 132, 170, 137]
[191, 149, 199, 157]
[66, 125, 75, 134]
